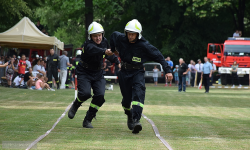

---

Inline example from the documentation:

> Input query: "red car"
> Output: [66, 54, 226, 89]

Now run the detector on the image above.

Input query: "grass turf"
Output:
[0, 84, 250, 150]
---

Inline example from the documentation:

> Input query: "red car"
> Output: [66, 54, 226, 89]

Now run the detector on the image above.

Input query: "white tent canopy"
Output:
[0, 17, 64, 50]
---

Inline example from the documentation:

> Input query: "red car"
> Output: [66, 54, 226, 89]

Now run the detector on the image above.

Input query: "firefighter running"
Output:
[110, 19, 173, 134]
[70, 50, 82, 77]
[46, 48, 60, 89]
[68, 22, 120, 128]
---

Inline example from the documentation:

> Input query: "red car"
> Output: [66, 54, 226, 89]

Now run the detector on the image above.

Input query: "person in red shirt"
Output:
[18, 55, 27, 86]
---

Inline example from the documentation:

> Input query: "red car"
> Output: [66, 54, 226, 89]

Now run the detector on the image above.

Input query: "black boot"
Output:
[82, 111, 96, 128]
[57, 83, 60, 89]
[132, 119, 142, 134]
[125, 110, 134, 130]
[68, 99, 82, 119]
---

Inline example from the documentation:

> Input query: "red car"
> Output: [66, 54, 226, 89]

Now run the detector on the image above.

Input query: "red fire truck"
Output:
[207, 37, 250, 85]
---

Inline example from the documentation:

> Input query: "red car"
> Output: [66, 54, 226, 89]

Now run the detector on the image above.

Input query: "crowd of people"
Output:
[0, 53, 55, 91]
[151, 56, 242, 93]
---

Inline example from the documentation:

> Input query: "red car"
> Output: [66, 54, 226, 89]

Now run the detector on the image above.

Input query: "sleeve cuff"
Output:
[103, 49, 106, 55]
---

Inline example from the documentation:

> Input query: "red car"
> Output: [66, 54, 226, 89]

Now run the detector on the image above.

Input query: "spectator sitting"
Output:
[153, 65, 159, 86]
[35, 74, 55, 91]
[0, 57, 5, 81]
[173, 65, 179, 86]
[26, 57, 31, 70]
[13, 75, 24, 87]
[32, 55, 40, 67]
[39, 60, 47, 77]
[25, 68, 37, 90]
[40, 56, 43, 61]
[33, 60, 42, 72]
[13, 55, 16, 60]
[233, 30, 240, 37]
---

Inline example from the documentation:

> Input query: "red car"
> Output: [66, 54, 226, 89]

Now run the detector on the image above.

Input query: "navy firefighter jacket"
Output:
[110, 31, 171, 73]
[80, 37, 120, 71]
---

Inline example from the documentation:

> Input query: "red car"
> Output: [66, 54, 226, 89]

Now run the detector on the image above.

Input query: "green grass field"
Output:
[1, 84, 250, 150]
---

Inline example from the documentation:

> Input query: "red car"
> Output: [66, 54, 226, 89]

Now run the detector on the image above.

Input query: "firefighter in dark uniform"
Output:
[65, 66, 71, 89]
[110, 19, 173, 134]
[68, 22, 120, 128]
[70, 50, 82, 76]
[46, 48, 60, 89]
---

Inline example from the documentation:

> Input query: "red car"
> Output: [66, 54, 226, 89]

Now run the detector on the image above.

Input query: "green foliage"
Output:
[0, 0, 44, 32]
[34, 0, 86, 49]
[177, 0, 233, 17]
[1, 0, 250, 61]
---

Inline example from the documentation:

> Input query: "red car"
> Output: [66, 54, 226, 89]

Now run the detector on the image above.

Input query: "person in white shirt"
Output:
[233, 30, 240, 37]
[39, 60, 47, 77]
[26, 57, 31, 70]
[187, 60, 193, 86]
[33, 60, 42, 72]
[195, 59, 203, 86]
[210, 60, 216, 86]
[13, 76, 24, 87]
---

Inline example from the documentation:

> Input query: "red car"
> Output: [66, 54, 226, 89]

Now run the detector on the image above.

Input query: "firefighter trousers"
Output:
[65, 69, 71, 88]
[76, 67, 106, 114]
[118, 69, 146, 120]
[47, 67, 59, 87]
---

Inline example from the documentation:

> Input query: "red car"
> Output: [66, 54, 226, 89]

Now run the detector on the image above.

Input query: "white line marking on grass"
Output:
[142, 114, 173, 150]
[26, 102, 73, 150]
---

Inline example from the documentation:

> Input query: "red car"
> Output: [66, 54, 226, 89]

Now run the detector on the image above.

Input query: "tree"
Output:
[177, 0, 250, 36]
[127, 0, 236, 63]
[0, 0, 44, 32]
[85, 0, 93, 40]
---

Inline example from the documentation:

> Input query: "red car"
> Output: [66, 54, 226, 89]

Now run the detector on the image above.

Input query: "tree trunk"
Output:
[238, 0, 245, 36]
[85, 0, 93, 40]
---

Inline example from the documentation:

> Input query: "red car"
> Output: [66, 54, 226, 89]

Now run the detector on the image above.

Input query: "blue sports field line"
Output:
[142, 114, 173, 150]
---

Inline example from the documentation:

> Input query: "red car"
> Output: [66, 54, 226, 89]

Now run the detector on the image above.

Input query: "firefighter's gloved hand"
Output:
[165, 73, 173, 82]
[105, 49, 113, 56]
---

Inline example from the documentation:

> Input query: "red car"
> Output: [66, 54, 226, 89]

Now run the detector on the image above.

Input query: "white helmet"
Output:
[76, 50, 82, 56]
[88, 22, 104, 40]
[124, 19, 142, 39]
